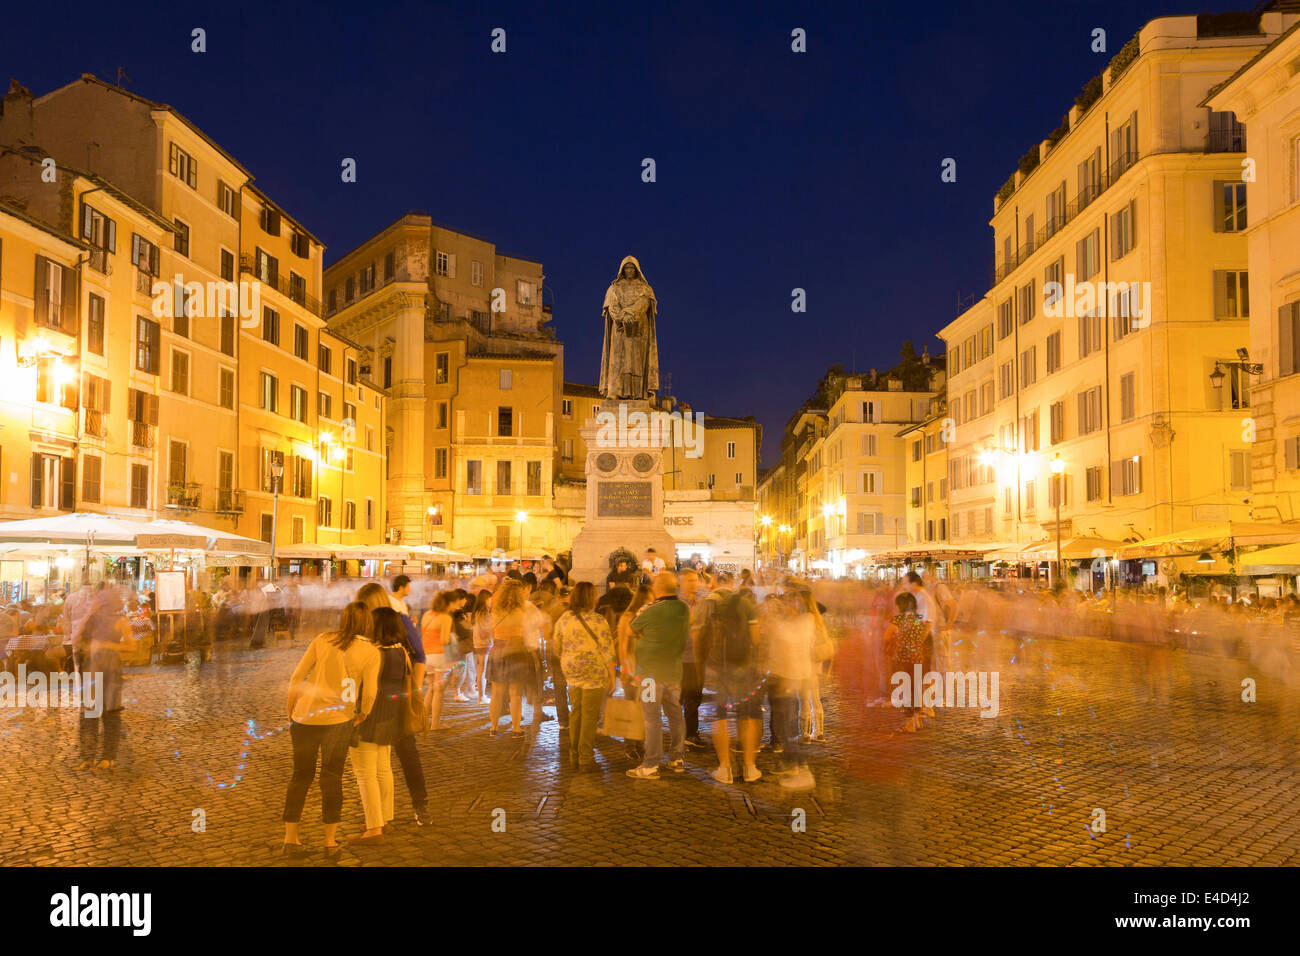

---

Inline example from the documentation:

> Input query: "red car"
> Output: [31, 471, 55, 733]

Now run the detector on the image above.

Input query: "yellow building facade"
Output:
[0, 75, 387, 565]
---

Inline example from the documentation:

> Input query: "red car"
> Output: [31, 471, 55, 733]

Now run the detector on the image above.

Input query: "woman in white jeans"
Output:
[790, 589, 830, 742]
[347, 606, 408, 845]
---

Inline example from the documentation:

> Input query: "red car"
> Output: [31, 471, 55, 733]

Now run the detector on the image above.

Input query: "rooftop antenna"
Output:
[115, 67, 131, 87]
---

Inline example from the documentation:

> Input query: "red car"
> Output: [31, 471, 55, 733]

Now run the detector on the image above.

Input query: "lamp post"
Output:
[426, 505, 440, 548]
[760, 514, 772, 568]
[1050, 454, 1065, 590]
[515, 511, 528, 565]
[1209, 351, 1263, 409]
[269, 457, 284, 581]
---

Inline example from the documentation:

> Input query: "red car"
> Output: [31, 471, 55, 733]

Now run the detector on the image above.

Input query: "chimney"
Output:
[2, 81, 36, 144]
[921, 346, 930, 364]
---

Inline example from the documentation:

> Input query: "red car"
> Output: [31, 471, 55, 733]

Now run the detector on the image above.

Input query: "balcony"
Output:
[135, 268, 154, 295]
[88, 247, 112, 275]
[216, 488, 244, 514]
[1207, 129, 1246, 153]
[1108, 149, 1138, 184]
[1034, 216, 1066, 247]
[240, 255, 322, 316]
[167, 482, 202, 509]
[131, 421, 154, 448]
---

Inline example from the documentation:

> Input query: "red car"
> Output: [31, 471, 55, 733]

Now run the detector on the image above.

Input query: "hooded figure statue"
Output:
[599, 255, 660, 400]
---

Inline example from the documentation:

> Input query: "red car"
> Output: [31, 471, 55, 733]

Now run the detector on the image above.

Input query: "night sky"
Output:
[2, 0, 1198, 463]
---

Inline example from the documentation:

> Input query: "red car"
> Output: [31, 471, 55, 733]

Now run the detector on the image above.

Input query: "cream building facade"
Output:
[1208, 20, 1300, 525]
[940, 12, 1299, 579]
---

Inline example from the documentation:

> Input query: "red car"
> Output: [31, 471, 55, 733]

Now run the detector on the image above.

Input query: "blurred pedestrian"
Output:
[555, 582, 615, 771]
[346, 607, 408, 845]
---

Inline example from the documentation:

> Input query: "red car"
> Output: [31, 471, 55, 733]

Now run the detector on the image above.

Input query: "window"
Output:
[727, 441, 736, 459]
[35, 257, 74, 333]
[291, 231, 310, 258]
[1024, 479, 1036, 512]
[498, 406, 513, 437]
[1078, 386, 1103, 435]
[466, 460, 483, 495]
[435, 352, 449, 384]
[344, 501, 356, 531]
[862, 434, 877, 456]
[217, 181, 236, 217]
[293, 325, 308, 360]
[346, 357, 357, 385]
[130, 464, 149, 509]
[1284, 436, 1300, 471]
[926, 481, 935, 503]
[255, 247, 279, 286]
[500, 369, 512, 390]
[1050, 401, 1065, 444]
[998, 299, 1014, 339]
[81, 454, 102, 503]
[365, 499, 375, 531]
[1076, 228, 1101, 281]
[168, 439, 188, 486]
[345, 277, 354, 301]
[517, 280, 535, 306]
[497, 460, 512, 494]
[87, 294, 105, 355]
[1229, 449, 1252, 492]
[289, 272, 306, 306]
[168, 142, 197, 188]
[1018, 280, 1035, 325]
[1116, 456, 1142, 496]
[1213, 270, 1250, 320]
[561, 398, 573, 419]
[131, 234, 160, 275]
[1046, 330, 1062, 374]
[173, 218, 190, 257]
[319, 392, 332, 419]
[260, 514, 274, 543]
[1020, 408, 1040, 451]
[981, 382, 994, 415]
[1019, 347, 1036, 388]
[1113, 286, 1142, 340]
[219, 369, 235, 409]
[911, 440, 922, 463]
[262, 307, 280, 345]
[260, 205, 281, 236]
[1044, 256, 1065, 312]
[999, 359, 1016, 399]
[471, 260, 483, 286]
[1279, 302, 1300, 377]
[1111, 199, 1137, 259]
[366, 426, 374, 451]
[1120, 372, 1136, 422]
[171, 350, 189, 395]
[437, 402, 448, 428]
[261, 372, 278, 412]
[343, 401, 355, 423]
[496, 526, 511, 550]
[218, 451, 234, 499]
[562, 439, 574, 463]
[384, 251, 395, 281]
[220, 248, 235, 282]
[317, 496, 332, 527]
[318, 344, 332, 374]
[220, 313, 235, 356]
[291, 385, 308, 423]
[1078, 311, 1102, 359]
[1111, 111, 1138, 175]
[435, 251, 452, 277]
[1223, 363, 1251, 410]
[29, 454, 72, 509]
[359, 263, 375, 295]
[435, 448, 448, 479]
[80, 203, 116, 270]
[1214, 181, 1247, 232]
[136, 316, 160, 374]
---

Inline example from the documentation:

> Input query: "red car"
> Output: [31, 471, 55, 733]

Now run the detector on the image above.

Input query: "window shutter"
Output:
[34, 255, 49, 327]
[30, 454, 42, 508]
[61, 264, 77, 334]
[1129, 200, 1137, 250]
[100, 376, 111, 414]
[148, 394, 159, 425]
[81, 203, 93, 240]
[1110, 459, 1122, 497]
[1212, 182, 1225, 233]
[1078, 392, 1089, 433]
[1286, 437, 1298, 471]
[106, 217, 116, 253]
[1279, 304, 1297, 378]
[1134, 457, 1143, 495]
[1213, 270, 1228, 320]
[60, 458, 76, 510]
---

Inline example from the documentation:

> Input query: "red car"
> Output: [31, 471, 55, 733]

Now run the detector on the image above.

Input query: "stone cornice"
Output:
[328, 288, 426, 341]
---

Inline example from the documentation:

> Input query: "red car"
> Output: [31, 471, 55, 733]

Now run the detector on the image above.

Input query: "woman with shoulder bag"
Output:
[347, 606, 408, 845]
[282, 602, 379, 859]
[555, 582, 616, 771]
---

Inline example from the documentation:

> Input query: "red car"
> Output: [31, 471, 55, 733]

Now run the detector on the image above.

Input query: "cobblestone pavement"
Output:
[0, 626, 1295, 866]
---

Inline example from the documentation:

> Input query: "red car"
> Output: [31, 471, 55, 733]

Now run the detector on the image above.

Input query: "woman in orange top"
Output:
[421, 589, 464, 731]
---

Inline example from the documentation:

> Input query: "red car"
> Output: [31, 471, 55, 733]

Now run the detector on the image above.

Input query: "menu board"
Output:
[155, 571, 187, 613]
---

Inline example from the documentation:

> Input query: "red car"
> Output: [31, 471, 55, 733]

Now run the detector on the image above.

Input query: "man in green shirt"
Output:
[626, 572, 690, 779]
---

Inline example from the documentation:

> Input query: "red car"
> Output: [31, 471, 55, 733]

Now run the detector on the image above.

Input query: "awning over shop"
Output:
[1116, 521, 1300, 560]
[1019, 537, 1127, 560]
[404, 546, 473, 562]
[1239, 541, 1300, 569]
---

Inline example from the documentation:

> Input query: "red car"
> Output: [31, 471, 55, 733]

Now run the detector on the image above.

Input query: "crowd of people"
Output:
[277, 555, 838, 854]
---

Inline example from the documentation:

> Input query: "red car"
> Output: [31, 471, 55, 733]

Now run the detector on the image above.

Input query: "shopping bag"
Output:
[597, 695, 644, 741]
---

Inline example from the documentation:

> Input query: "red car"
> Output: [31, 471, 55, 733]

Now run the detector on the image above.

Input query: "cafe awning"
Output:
[1116, 521, 1300, 560]
[1239, 541, 1300, 569]
[1019, 536, 1127, 560]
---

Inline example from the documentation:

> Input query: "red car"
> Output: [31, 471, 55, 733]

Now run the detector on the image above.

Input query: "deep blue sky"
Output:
[2, 0, 1203, 463]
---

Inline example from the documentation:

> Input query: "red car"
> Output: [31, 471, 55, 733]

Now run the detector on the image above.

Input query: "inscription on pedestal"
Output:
[597, 481, 653, 517]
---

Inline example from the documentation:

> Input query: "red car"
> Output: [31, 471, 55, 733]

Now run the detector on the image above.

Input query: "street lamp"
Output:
[269, 456, 284, 581]
[1050, 454, 1065, 590]
[516, 510, 528, 565]
[426, 505, 440, 547]
[1210, 351, 1263, 409]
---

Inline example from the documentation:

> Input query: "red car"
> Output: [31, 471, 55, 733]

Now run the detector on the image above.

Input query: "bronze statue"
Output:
[599, 255, 659, 400]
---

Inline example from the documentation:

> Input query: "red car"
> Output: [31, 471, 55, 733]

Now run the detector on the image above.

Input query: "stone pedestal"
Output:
[569, 400, 678, 586]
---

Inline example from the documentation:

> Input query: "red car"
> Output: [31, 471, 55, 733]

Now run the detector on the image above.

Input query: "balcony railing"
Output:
[216, 488, 244, 514]
[83, 408, 107, 438]
[1207, 129, 1246, 153]
[1108, 149, 1138, 184]
[1035, 216, 1066, 247]
[135, 268, 154, 295]
[88, 247, 112, 275]
[167, 482, 202, 509]
[240, 255, 322, 316]
[131, 421, 154, 448]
